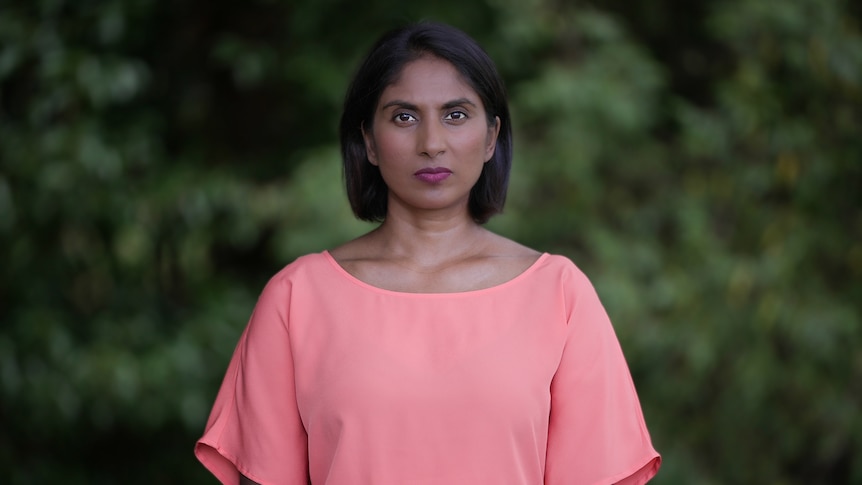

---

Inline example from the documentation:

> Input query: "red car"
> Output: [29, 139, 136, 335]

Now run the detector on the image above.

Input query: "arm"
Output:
[544, 264, 660, 484]
[195, 274, 309, 484]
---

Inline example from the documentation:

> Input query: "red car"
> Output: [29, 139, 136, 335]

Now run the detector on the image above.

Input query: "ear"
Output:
[361, 123, 378, 166]
[484, 116, 501, 163]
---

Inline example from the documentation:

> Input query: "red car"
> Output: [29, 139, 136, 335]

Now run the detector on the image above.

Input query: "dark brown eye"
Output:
[394, 113, 416, 123]
[445, 111, 467, 121]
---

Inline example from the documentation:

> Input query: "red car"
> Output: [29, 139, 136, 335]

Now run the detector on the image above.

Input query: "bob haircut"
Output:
[339, 21, 513, 224]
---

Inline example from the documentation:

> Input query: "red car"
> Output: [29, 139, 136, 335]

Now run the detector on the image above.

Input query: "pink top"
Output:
[195, 252, 660, 485]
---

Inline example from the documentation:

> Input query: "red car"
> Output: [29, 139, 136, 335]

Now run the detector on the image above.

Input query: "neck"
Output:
[372, 208, 488, 268]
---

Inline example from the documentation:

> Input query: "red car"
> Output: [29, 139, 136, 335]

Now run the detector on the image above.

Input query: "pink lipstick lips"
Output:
[414, 167, 452, 183]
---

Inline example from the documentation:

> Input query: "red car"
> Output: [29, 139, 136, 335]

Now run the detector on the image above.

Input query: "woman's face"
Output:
[363, 55, 500, 219]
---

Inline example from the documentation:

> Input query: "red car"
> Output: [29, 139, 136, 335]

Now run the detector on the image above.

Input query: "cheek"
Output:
[371, 131, 409, 161]
[463, 130, 495, 160]
[376, 136, 399, 155]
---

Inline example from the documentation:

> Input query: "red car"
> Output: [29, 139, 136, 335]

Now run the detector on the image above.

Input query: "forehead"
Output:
[379, 55, 480, 103]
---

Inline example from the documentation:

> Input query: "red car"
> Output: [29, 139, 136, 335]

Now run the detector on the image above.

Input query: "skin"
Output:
[238, 55, 539, 485]
[239, 54, 651, 484]
[331, 55, 540, 292]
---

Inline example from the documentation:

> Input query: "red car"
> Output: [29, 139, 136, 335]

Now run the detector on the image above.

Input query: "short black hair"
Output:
[339, 21, 513, 224]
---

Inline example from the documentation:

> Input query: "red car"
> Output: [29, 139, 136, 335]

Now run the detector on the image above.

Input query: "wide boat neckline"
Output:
[320, 250, 551, 297]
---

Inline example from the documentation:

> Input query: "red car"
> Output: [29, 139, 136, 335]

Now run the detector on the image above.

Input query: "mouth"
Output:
[414, 167, 453, 183]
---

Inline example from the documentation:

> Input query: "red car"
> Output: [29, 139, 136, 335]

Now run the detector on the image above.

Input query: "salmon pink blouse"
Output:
[195, 252, 660, 484]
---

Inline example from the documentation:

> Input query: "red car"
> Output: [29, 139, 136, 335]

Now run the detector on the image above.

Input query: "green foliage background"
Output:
[1, 0, 860, 483]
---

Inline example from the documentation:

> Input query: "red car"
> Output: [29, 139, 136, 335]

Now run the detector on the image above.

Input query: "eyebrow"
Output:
[380, 98, 478, 111]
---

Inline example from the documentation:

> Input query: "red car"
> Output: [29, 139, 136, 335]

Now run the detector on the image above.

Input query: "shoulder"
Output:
[530, 253, 603, 311]
[327, 230, 380, 262]
[273, 251, 330, 277]
[483, 231, 540, 257]
[263, 251, 333, 292]
[250, 252, 339, 318]
[533, 252, 588, 281]
[480, 234, 592, 294]
[481, 231, 543, 271]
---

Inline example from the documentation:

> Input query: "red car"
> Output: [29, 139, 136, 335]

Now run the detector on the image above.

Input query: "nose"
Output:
[418, 120, 446, 158]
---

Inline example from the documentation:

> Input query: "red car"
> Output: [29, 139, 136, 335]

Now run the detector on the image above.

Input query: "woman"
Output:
[195, 22, 660, 485]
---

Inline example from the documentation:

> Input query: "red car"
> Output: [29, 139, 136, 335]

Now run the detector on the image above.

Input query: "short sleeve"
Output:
[194, 276, 309, 485]
[545, 268, 661, 485]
